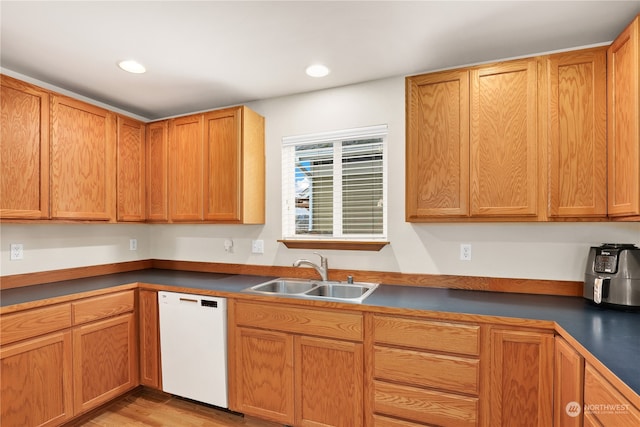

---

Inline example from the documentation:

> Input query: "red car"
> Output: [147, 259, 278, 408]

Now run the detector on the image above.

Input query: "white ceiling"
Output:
[2, 1, 640, 120]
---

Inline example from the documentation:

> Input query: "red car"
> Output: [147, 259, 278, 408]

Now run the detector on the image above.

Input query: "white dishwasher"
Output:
[158, 291, 228, 408]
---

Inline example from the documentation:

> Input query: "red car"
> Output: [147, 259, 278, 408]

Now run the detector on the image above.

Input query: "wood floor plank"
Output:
[74, 388, 280, 427]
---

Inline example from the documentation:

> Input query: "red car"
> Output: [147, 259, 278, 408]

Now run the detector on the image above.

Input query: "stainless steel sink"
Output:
[305, 283, 375, 299]
[244, 278, 378, 303]
[250, 279, 318, 294]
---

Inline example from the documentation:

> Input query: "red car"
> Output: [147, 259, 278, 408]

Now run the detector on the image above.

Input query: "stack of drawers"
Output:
[372, 315, 481, 427]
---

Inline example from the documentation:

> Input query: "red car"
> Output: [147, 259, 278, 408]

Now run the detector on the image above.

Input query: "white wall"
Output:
[2, 76, 639, 281]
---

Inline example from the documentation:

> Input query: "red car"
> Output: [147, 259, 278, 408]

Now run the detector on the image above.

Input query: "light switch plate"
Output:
[252, 240, 264, 254]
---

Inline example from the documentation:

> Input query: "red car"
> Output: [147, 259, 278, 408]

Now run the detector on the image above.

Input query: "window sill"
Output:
[278, 239, 389, 251]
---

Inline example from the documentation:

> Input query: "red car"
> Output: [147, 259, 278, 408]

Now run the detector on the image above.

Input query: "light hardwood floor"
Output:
[74, 388, 280, 427]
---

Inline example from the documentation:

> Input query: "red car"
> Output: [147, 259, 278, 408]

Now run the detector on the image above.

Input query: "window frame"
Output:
[280, 125, 389, 251]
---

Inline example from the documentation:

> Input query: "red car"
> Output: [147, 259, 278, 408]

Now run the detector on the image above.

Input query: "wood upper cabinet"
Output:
[169, 114, 204, 221]
[470, 59, 539, 217]
[116, 116, 145, 221]
[406, 70, 469, 219]
[204, 106, 265, 223]
[0, 75, 50, 219]
[554, 336, 584, 427]
[489, 328, 554, 427]
[607, 15, 640, 218]
[167, 106, 265, 223]
[547, 47, 608, 218]
[50, 95, 116, 221]
[406, 58, 540, 221]
[146, 120, 169, 222]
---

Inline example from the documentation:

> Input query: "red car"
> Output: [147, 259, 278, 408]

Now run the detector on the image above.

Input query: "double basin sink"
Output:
[244, 278, 378, 303]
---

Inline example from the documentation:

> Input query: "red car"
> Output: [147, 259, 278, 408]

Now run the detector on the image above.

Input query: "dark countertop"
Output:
[2, 268, 639, 395]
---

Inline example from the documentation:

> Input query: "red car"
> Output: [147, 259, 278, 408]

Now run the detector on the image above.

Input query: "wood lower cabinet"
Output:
[232, 301, 363, 426]
[50, 95, 116, 221]
[584, 363, 640, 427]
[370, 315, 481, 427]
[0, 75, 50, 219]
[489, 328, 554, 427]
[0, 331, 73, 427]
[607, 15, 640, 218]
[235, 327, 295, 425]
[117, 115, 146, 221]
[138, 289, 161, 389]
[72, 312, 137, 415]
[296, 336, 363, 427]
[554, 336, 584, 427]
[547, 47, 608, 218]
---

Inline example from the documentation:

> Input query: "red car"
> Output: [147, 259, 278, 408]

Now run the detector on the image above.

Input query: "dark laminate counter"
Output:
[2, 268, 639, 395]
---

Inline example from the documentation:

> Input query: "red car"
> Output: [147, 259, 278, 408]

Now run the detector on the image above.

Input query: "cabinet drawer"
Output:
[235, 301, 362, 341]
[374, 346, 479, 395]
[374, 414, 431, 427]
[374, 380, 478, 427]
[584, 364, 640, 426]
[374, 315, 480, 355]
[72, 290, 135, 325]
[0, 304, 71, 345]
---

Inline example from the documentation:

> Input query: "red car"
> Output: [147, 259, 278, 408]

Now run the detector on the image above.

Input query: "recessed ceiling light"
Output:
[118, 60, 146, 74]
[306, 64, 330, 78]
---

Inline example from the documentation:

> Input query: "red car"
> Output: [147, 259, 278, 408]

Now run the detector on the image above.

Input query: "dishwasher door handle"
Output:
[179, 297, 198, 303]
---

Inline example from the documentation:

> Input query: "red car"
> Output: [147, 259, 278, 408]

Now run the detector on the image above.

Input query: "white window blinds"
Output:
[282, 125, 388, 241]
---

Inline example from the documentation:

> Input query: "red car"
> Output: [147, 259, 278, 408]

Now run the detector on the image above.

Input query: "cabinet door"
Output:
[204, 108, 240, 221]
[490, 329, 553, 427]
[584, 363, 640, 427]
[607, 16, 640, 217]
[117, 116, 145, 221]
[146, 120, 169, 221]
[0, 75, 50, 219]
[470, 59, 538, 217]
[406, 70, 470, 219]
[50, 95, 116, 220]
[139, 289, 161, 389]
[235, 327, 294, 425]
[548, 48, 607, 218]
[554, 336, 584, 427]
[169, 114, 204, 221]
[72, 313, 137, 415]
[0, 331, 73, 427]
[295, 336, 363, 427]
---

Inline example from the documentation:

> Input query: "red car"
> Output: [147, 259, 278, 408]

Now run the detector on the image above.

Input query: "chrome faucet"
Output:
[293, 252, 329, 282]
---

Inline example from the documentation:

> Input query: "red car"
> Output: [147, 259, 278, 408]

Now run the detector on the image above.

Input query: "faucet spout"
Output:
[293, 253, 329, 281]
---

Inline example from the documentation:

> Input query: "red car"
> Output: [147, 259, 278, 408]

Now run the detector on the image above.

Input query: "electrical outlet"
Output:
[251, 239, 265, 254]
[10, 243, 24, 260]
[460, 244, 472, 261]
[129, 239, 137, 251]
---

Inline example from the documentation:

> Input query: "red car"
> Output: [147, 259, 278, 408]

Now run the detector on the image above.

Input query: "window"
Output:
[282, 125, 387, 244]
